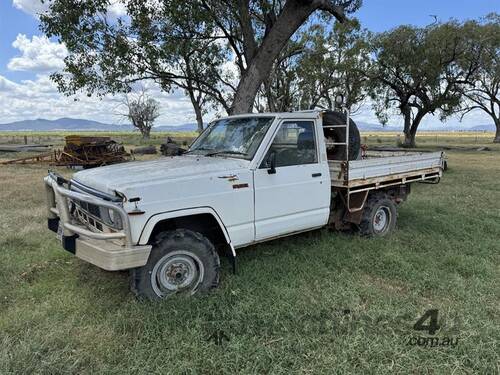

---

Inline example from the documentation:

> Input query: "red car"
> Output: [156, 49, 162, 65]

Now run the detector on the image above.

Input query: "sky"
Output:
[0, 0, 498, 128]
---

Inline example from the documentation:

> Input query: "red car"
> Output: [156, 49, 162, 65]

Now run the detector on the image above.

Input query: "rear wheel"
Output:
[130, 229, 220, 300]
[358, 193, 397, 237]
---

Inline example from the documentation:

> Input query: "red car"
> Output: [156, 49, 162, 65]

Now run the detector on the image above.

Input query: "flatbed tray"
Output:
[329, 151, 445, 189]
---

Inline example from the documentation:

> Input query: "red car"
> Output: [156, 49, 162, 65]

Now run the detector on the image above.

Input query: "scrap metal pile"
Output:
[0, 136, 131, 168]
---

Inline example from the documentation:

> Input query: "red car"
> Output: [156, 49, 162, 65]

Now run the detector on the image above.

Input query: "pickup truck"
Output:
[44, 110, 445, 299]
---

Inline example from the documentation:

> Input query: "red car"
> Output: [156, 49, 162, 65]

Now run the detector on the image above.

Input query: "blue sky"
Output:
[0, 0, 498, 127]
[356, 0, 498, 32]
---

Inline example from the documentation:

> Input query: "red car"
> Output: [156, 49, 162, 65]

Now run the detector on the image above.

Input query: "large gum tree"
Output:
[369, 22, 481, 147]
[40, 0, 361, 127]
[457, 14, 500, 143]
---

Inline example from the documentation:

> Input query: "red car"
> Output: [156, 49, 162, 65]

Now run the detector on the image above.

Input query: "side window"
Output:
[261, 121, 317, 168]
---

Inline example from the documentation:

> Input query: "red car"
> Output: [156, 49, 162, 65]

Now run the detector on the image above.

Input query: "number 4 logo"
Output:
[413, 309, 441, 335]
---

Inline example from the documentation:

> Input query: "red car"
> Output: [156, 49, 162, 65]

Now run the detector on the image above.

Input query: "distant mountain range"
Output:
[0, 118, 198, 132]
[468, 123, 497, 131]
[0, 117, 495, 132]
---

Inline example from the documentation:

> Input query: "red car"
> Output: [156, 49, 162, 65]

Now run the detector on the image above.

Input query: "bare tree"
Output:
[123, 91, 160, 139]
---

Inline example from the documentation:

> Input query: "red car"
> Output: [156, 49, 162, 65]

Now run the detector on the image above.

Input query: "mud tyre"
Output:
[130, 229, 220, 300]
[358, 193, 397, 237]
[323, 111, 361, 160]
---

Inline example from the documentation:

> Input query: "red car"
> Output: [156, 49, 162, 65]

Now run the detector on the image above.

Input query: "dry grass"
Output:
[0, 134, 499, 374]
[360, 131, 497, 147]
[0, 131, 196, 148]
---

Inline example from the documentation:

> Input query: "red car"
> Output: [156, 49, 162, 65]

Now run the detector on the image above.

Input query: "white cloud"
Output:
[8, 34, 68, 73]
[12, 0, 48, 17]
[0, 74, 203, 126]
[107, 1, 127, 17]
[13, 0, 127, 18]
[1, 31, 209, 126]
[0, 76, 20, 92]
[0, 72, 492, 128]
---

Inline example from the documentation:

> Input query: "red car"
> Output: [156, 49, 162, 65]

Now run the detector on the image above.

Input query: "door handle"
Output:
[312, 173, 322, 178]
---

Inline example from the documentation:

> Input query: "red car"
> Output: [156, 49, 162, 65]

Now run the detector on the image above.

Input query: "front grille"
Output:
[70, 198, 122, 231]
[72, 200, 104, 232]
[78, 201, 101, 218]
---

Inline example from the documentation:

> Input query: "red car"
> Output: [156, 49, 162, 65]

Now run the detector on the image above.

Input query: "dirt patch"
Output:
[19, 259, 72, 284]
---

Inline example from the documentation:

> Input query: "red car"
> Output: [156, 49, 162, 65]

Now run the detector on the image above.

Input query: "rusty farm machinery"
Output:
[0, 136, 131, 168]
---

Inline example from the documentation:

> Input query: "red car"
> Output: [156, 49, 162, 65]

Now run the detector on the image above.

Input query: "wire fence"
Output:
[0, 131, 496, 148]
[361, 132, 496, 146]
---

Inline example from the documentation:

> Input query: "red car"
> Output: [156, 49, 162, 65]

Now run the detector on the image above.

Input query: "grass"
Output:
[0, 135, 499, 374]
[360, 131, 497, 147]
[1, 130, 497, 148]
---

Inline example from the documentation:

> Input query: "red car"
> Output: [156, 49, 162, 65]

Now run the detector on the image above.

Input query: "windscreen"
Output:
[188, 117, 275, 160]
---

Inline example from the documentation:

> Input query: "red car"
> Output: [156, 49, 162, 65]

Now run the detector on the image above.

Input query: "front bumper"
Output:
[45, 172, 151, 271]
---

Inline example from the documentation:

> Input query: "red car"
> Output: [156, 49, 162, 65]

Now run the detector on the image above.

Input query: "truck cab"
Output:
[44, 110, 444, 299]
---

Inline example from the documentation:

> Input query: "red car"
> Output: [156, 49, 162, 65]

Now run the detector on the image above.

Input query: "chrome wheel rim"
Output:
[151, 250, 205, 298]
[373, 206, 390, 233]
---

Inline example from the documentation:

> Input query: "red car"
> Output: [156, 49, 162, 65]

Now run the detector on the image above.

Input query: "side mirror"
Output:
[267, 152, 276, 175]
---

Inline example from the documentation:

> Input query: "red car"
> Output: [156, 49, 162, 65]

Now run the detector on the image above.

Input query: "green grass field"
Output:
[0, 134, 499, 374]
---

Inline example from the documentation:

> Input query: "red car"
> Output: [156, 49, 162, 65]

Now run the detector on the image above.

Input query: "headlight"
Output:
[99, 206, 123, 229]
[107, 207, 123, 229]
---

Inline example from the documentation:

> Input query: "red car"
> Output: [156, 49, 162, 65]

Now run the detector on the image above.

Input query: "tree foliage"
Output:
[456, 14, 500, 142]
[369, 21, 482, 147]
[41, 0, 361, 127]
[40, 1, 498, 143]
[41, 0, 231, 131]
[296, 19, 371, 112]
[255, 18, 371, 113]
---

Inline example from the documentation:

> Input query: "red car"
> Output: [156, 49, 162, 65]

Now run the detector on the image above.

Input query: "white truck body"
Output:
[44, 110, 445, 274]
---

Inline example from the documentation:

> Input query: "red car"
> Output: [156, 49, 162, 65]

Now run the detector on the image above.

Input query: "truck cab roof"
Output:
[220, 110, 323, 121]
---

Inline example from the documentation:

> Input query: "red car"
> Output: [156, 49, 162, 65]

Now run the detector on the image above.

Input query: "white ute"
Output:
[44, 110, 445, 299]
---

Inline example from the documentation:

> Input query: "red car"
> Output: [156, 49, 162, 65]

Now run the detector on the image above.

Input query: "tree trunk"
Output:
[402, 105, 410, 133]
[402, 131, 416, 148]
[193, 101, 204, 133]
[133, 119, 151, 140]
[264, 81, 276, 112]
[141, 126, 151, 139]
[402, 109, 425, 148]
[230, 2, 313, 114]
[230, 0, 345, 114]
[400, 105, 413, 147]
[186, 85, 204, 133]
[494, 118, 500, 143]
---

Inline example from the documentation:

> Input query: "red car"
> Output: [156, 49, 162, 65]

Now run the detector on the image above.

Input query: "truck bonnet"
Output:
[71, 154, 251, 197]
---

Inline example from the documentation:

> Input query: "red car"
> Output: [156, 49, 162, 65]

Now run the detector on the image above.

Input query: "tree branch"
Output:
[312, 0, 346, 22]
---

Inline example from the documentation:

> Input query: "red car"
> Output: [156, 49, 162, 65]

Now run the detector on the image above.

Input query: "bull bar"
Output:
[44, 171, 151, 271]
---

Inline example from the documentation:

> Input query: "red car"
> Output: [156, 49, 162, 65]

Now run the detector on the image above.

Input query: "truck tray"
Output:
[329, 151, 444, 189]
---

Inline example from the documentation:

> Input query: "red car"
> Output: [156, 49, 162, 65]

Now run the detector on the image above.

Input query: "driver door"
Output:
[253, 120, 330, 240]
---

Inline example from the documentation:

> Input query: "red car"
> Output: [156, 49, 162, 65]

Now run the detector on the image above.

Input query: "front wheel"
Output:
[130, 229, 220, 300]
[358, 193, 397, 237]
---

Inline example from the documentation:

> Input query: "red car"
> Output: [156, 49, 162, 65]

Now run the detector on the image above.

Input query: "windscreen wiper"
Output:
[205, 150, 247, 157]
[184, 147, 214, 154]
